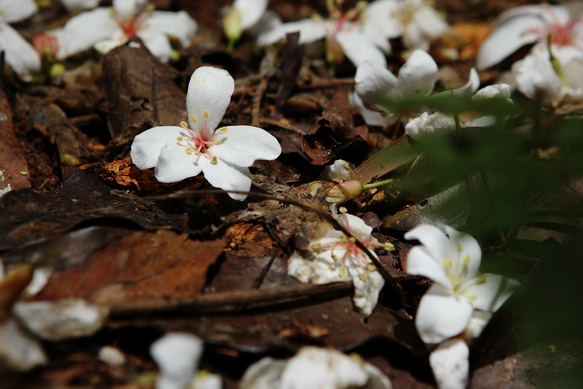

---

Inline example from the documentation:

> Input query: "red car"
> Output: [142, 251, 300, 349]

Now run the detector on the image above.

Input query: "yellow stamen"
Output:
[194, 151, 201, 156]
[476, 274, 487, 285]
[339, 267, 348, 278]
[184, 147, 193, 154]
[210, 156, 218, 164]
[312, 242, 323, 250]
[203, 110, 210, 118]
[462, 255, 471, 265]
[190, 115, 197, 123]
[214, 140, 221, 145]
[176, 136, 183, 141]
[384, 242, 395, 251]
[180, 121, 188, 129]
[443, 259, 453, 268]
[366, 263, 376, 272]
[219, 127, 228, 133]
[457, 244, 463, 252]
[467, 294, 476, 301]
[359, 272, 369, 282]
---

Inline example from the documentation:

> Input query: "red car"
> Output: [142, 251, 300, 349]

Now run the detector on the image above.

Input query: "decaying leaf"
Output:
[0, 91, 30, 192]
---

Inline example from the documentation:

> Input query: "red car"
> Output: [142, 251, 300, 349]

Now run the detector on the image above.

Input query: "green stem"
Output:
[362, 178, 393, 191]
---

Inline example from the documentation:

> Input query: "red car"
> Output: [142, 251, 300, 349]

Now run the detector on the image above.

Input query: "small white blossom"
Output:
[0, 0, 41, 80]
[130, 67, 281, 201]
[477, 4, 583, 70]
[55, 0, 197, 62]
[150, 332, 222, 389]
[353, 49, 437, 126]
[240, 346, 392, 389]
[223, 0, 269, 49]
[60, 0, 100, 13]
[288, 212, 392, 315]
[405, 224, 519, 345]
[428, 338, 469, 389]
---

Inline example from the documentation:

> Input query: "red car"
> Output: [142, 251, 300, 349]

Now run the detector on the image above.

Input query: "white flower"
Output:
[261, 0, 389, 68]
[477, 4, 583, 70]
[130, 66, 281, 201]
[428, 338, 469, 389]
[223, 0, 268, 49]
[404, 69, 513, 140]
[365, 0, 450, 51]
[404, 224, 520, 344]
[55, 0, 197, 63]
[60, 0, 100, 13]
[0, 0, 41, 80]
[240, 346, 392, 389]
[150, 332, 222, 389]
[353, 49, 437, 125]
[288, 212, 392, 315]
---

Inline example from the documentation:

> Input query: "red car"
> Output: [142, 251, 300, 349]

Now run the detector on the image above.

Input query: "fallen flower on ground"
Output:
[404, 224, 520, 344]
[60, 0, 100, 13]
[55, 0, 197, 63]
[288, 212, 393, 315]
[130, 66, 281, 201]
[477, 4, 583, 70]
[240, 346, 392, 389]
[150, 332, 221, 389]
[353, 49, 437, 126]
[0, 0, 41, 80]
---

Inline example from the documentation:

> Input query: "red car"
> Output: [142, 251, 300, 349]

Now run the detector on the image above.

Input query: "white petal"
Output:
[405, 224, 453, 271]
[130, 126, 184, 169]
[451, 68, 480, 97]
[318, 159, 356, 181]
[363, 0, 403, 40]
[512, 49, 562, 105]
[279, 347, 369, 389]
[349, 265, 384, 316]
[142, 11, 197, 48]
[154, 137, 204, 183]
[444, 225, 482, 279]
[350, 91, 398, 126]
[0, 24, 41, 78]
[211, 125, 281, 167]
[200, 159, 252, 200]
[463, 310, 493, 343]
[412, 6, 449, 39]
[113, 0, 146, 23]
[57, 8, 121, 59]
[339, 213, 374, 241]
[406, 245, 450, 288]
[61, 0, 100, 13]
[429, 338, 469, 389]
[472, 83, 512, 101]
[150, 332, 203, 389]
[0, 318, 46, 371]
[336, 30, 387, 67]
[240, 357, 287, 389]
[138, 31, 173, 62]
[233, 0, 268, 30]
[93, 33, 128, 55]
[281, 19, 327, 44]
[465, 273, 520, 313]
[253, 10, 286, 46]
[187, 67, 235, 139]
[476, 10, 546, 70]
[355, 61, 397, 111]
[394, 49, 437, 98]
[363, 362, 393, 389]
[0, 0, 37, 23]
[405, 111, 456, 141]
[415, 284, 474, 344]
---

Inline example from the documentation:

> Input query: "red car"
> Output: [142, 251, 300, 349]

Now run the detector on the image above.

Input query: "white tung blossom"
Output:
[0, 0, 41, 79]
[55, 0, 197, 63]
[130, 66, 281, 201]
[288, 212, 392, 315]
[240, 346, 392, 389]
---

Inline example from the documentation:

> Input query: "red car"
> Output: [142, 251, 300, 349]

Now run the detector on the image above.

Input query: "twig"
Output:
[260, 117, 305, 135]
[297, 78, 355, 90]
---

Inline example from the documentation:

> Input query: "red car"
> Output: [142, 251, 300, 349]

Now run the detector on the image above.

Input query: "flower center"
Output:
[175, 111, 227, 165]
[113, 3, 151, 39]
[529, 6, 583, 51]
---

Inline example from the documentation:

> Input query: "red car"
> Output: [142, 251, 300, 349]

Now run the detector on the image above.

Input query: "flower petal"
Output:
[137, 30, 173, 62]
[233, 0, 268, 30]
[335, 30, 387, 67]
[253, 10, 286, 46]
[405, 224, 453, 271]
[281, 19, 327, 44]
[57, 8, 121, 59]
[429, 338, 469, 389]
[113, 0, 146, 23]
[413, 5, 450, 39]
[60, 0, 100, 14]
[463, 310, 493, 344]
[187, 67, 235, 139]
[512, 48, 562, 105]
[142, 10, 197, 48]
[1, 0, 37, 23]
[212, 125, 281, 167]
[476, 9, 546, 70]
[355, 61, 397, 112]
[406, 245, 450, 288]
[444, 225, 482, 279]
[363, 0, 403, 40]
[415, 284, 474, 344]
[200, 159, 252, 201]
[0, 24, 41, 79]
[154, 137, 204, 182]
[405, 111, 456, 141]
[349, 265, 384, 316]
[350, 91, 398, 126]
[150, 332, 203, 389]
[130, 126, 183, 169]
[393, 49, 437, 98]
[465, 273, 520, 313]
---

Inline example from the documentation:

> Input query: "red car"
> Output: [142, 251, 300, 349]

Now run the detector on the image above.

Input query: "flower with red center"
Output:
[288, 212, 394, 315]
[54, 0, 197, 63]
[477, 4, 583, 70]
[130, 66, 281, 201]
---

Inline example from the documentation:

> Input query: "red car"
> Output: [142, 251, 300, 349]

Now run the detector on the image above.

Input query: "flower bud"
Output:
[325, 180, 364, 203]
[223, 6, 243, 50]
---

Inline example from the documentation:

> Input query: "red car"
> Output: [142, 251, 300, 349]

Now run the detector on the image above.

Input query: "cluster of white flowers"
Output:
[405, 224, 519, 389]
